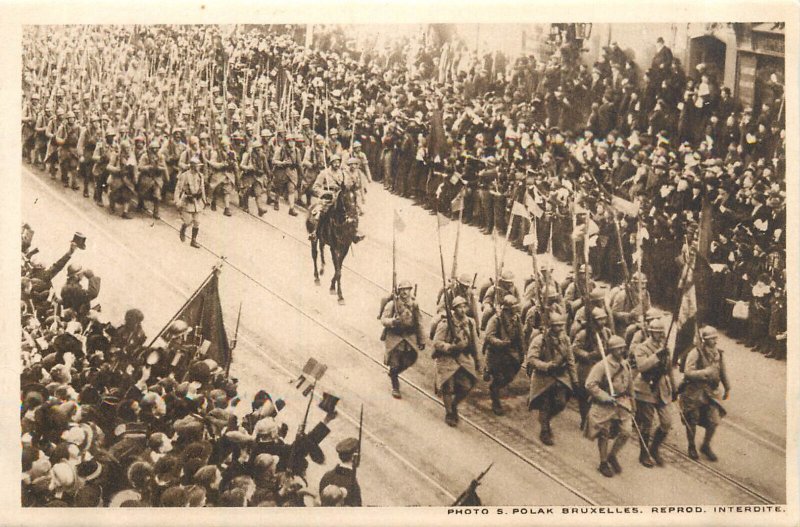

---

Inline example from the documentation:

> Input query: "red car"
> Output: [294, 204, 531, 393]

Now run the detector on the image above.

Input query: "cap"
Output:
[607, 335, 626, 350]
[335, 437, 359, 455]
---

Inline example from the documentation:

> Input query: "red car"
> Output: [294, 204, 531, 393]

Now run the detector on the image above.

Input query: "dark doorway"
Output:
[689, 35, 727, 81]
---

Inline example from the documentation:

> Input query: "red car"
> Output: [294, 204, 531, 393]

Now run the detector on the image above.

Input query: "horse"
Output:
[307, 187, 359, 304]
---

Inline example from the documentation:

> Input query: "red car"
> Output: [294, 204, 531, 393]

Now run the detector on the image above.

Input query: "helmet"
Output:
[397, 280, 413, 290]
[648, 318, 665, 333]
[261, 129, 273, 138]
[699, 326, 718, 340]
[591, 307, 607, 320]
[645, 308, 661, 321]
[65, 111, 75, 119]
[105, 127, 117, 137]
[549, 313, 567, 326]
[451, 296, 467, 309]
[347, 157, 360, 165]
[66, 263, 83, 276]
[607, 335, 626, 350]
[500, 270, 515, 283]
[189, 156, 202, 165]
[148, 140, 159, 150]
[589, 288, 606, 302]
[301, 118, 311, 126]
[329, 128, 339, 135]
[457, 273, 472, 287]
[631, 272, 648, 283]
[330, 154, 341, 163]
[502, 294, 519, 308]
[353, 140, 362, 148]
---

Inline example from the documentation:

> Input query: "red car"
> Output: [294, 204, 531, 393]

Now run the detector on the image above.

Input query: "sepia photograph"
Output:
[4, 1, 798, 524]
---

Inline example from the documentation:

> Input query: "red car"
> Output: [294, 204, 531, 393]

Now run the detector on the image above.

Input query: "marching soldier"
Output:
[159, 127, 187, 201]
[569, 287, 614, 339]
[430, 273, 480, 340]
[572, 307, 614, 430]
[175, 156, 207, 248]
[679, 326, 731, 461]
[272, 131, 301, 215]
[609, 272, 651, 336]
[379, 280, 425, 399]
[625, 308, 662, 347]
[55, 111, 82, 190]
[107, 128, 137, 219]
[525, 312, 578, 445]
[136, 140, 166, 219]
[523, 288, 566, 344]
[584, 335, 635, 478]
[483, 295, 524, 415]
[239, 138, 271, 216]
[207, 136, 238, 216]
[433, 296, 481, 427]
[76, 114, 101, 198]
[480, 270, 520, 330]
[631, 317, 675, 467]
[564, 264, 596, 324]
[44, 108, 63, 179]
[91, 126, 117, 206]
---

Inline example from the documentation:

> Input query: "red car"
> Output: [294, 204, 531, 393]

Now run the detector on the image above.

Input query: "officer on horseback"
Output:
[309, 155, 364, 243]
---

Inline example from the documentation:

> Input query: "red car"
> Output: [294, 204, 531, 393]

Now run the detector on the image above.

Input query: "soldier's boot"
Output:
[389, 368, 401, 400]
[489, 383, 505, 416]
[121, 203, 132, 219]
[211, 199, 217, 211]
[70, 171, 80, 190]
[700, 426, 718, 462]
[224, 207, 232, 217]
[179, 224, 187, 243]
[239, 192, 249, 210]
[152, 201, 160, 220]
[597, 436, 614, 477]
[578, 397, 590, 431]
[650, 428, 668, 467]
[639, 432, 655, 468]
[137, 198, 145, 211]
[223, 194, 232, 216]
[608, 434, 628, 474]
[538, 416, 554, 446]
[443, 393, 457, 427]
[82, 175, 90, 197]
[686, 424, 699, 460]
[190, 227, 200, 248]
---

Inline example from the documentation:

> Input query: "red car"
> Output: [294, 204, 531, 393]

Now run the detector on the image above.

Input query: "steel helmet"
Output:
[451, 296, 468, 309]
[607, 335, 626, 350]
[397, 280, 413, 290]
[591, 307, 607, 320]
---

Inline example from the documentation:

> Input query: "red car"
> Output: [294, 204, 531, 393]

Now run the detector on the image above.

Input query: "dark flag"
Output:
[673, 195, 713, 367]
[152, 269, 231, 369]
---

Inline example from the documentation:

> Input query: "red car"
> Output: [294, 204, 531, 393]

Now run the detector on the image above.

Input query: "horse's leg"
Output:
[329, 248, 338, 295]
[311, 239, 320, 285]
[319, 238, 326, 276]
[337, 245, 350, 304]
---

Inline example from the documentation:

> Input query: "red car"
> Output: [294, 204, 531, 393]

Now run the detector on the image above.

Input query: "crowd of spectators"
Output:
[21, 224, 357, 507]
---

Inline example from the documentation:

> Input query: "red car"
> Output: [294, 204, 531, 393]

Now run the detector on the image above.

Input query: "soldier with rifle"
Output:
[379, 280, 424, 399]
[483, 295, 524, 416]
[55, 110, 82, 190]
[572, 307, 614, 430]
[584, 335, 635, 478]
[106, 127, 137, 219]
[207, 135, 238, 217]
[90, 126, 118, 207]
[525, 312, 578, 446]
[159, 127, 187, 201]
[609, 272, 651, 336]
[76, 113, 101, 198]
[239, 137, 271, 216]
[679, 326, 731, 461]
[480, 270, 520, 331]
[630, 317, 675, 467]
[433, 296, 481, 427]
[136, 140, 167, 219]
[431, 273, 480, 340]
[625, 308, 662, 347]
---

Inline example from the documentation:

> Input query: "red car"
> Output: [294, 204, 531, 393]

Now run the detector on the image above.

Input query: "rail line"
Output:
[27, 167, 779, 505]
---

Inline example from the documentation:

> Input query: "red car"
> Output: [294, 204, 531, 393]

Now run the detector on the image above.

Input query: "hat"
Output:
[607, 335, 626, 350]
[397, 280, 413, 290]
[335, 437, 359, 456]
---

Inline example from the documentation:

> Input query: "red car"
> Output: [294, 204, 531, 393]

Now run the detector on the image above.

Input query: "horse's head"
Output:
[332, 186, 359, 235]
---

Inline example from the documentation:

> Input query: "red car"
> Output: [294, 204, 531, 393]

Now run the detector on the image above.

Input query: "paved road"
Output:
[21, 165, 785, 505]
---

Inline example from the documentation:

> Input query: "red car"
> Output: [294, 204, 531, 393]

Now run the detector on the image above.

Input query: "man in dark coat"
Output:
[483, 295, 524, 415]
[318, 437, 361, 507]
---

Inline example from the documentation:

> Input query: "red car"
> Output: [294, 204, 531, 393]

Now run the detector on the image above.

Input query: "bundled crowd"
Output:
[21, 24, 785, 357]
[20, 224, 362, 507]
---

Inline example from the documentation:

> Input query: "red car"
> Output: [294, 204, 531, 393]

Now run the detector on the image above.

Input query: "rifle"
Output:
[353, 404, 363, 485]
[227, 301, 242, 377]
[433, 201, 457, 359]
[451, 462, 494, 506]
